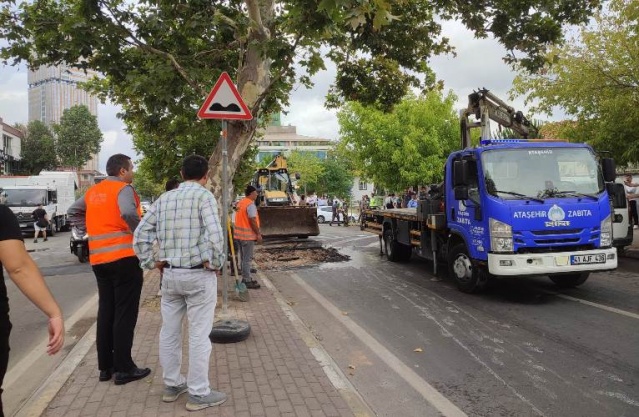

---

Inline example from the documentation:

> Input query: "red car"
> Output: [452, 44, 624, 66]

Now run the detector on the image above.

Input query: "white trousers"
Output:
[159, 268, 217, 396]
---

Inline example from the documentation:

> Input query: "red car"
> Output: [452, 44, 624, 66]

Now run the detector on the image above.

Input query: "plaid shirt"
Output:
[133, 181, 225, 270]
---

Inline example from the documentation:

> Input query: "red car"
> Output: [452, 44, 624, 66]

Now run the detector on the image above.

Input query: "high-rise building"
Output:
[28, 65, 100, 173]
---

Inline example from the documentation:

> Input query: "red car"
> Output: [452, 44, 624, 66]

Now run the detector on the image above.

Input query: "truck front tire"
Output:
[48, 220, 56, 236]
[549, 272, 590, 288]
[448, 243, 488, 293]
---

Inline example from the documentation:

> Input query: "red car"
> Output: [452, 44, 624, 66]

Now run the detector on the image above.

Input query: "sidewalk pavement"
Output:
[27, 269, 368, 417]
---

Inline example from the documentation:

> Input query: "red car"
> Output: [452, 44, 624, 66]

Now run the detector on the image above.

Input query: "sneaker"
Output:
[244, 281, 261, 289]
[163, 383, 188, 402]
[33, 239, 38, 243]
[186, 390, 227, 411]
[43, 238, 48, 242]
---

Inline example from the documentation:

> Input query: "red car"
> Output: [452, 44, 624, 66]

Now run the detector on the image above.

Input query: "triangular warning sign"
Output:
[197, 72, 253, 120]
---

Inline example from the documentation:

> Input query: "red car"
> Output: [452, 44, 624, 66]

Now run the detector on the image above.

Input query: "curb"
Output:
[258, 272, 376, 417]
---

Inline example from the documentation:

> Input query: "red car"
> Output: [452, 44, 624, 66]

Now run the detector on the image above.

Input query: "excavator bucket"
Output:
[258, 206, 319, 238]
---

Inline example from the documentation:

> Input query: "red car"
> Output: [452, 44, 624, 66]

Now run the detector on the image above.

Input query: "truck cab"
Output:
[448, 139, 617, 291]
[0, 185, 58, 233]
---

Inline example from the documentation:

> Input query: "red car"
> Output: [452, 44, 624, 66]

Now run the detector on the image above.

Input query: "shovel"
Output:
[228, 221, 249, 302]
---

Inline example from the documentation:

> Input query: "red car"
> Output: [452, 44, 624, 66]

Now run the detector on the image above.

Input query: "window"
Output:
[2, 135, 12, 157]
[358, 181, 367, 191]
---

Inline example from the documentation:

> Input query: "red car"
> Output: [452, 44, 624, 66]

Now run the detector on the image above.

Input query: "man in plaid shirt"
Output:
[133, 155, 227, 411]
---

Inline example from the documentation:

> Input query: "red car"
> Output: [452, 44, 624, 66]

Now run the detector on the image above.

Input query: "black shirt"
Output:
[32, 208, 47, 221]
[0, 205, 23, 319]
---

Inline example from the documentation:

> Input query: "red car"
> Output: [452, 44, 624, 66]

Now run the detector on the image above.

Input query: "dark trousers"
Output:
[92, 256, 143, 373]
[0, 319, 11, 417]
[629, 200, 638, 226]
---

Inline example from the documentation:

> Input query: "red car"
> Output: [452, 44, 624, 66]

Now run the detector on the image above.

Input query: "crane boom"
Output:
[460, 88, 535, 149]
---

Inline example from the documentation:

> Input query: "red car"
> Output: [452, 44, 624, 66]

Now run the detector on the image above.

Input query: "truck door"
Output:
[450, 156, 488, 260]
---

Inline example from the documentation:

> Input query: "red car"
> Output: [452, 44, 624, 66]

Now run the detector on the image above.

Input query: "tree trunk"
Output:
[207, 0, 273, 205]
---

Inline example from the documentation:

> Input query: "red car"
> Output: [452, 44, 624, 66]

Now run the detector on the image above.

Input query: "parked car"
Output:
[316, 205, 358, 224]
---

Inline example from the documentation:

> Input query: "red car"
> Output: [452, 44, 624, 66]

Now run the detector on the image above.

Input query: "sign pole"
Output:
[221, 120, 229, 315]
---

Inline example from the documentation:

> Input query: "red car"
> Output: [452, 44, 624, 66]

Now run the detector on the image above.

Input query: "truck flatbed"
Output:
[363, 207, 419, 221]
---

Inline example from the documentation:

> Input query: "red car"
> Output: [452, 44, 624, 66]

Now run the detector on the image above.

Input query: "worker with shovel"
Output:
[234, 185, 262, 289]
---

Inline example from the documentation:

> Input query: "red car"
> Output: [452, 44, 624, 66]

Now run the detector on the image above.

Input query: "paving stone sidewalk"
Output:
[41, 270, 356, 417]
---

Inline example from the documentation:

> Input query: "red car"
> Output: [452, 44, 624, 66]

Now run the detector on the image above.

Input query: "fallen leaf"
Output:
[413, 348, 423, 353]
[342, 311, 348, 315]
[348, 364, 355, 369]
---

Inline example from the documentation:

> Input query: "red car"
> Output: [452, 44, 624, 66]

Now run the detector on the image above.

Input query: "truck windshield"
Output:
[481, 148, 604, 200]
[2, 189, 47, 207]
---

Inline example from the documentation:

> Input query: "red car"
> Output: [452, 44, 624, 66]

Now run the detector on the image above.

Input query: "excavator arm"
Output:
[460, 89, 536, 149]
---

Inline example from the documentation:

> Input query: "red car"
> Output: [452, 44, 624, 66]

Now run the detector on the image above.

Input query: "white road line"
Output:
[553, 293, 639, 320]
[289, 271, 468, 417]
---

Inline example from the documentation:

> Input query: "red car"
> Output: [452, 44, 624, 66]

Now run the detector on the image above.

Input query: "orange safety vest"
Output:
[85, 180, 141, 265]
[234, 197, 260, 241]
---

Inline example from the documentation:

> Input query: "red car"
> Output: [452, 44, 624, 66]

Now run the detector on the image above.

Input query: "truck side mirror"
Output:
[601, 158, 616, 182]
[453, 160, 469, 186]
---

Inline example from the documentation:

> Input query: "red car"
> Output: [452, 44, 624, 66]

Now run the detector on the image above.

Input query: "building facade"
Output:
[28, 65, 100, 172]
[0, 117, 23, 175]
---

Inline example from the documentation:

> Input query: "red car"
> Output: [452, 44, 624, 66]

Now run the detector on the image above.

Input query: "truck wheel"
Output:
[49, 220, 56, 236]
[383, 229, 412, 262]
[448, 243, 487, 293]
[549, 273, 590, 288]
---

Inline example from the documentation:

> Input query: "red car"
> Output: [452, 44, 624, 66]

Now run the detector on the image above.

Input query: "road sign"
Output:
[197, 72, 253, 120]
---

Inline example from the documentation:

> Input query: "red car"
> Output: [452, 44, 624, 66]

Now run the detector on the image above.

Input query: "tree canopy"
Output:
[18, 120, 57, 175]
[286, 150, 325, 195]
[511, 0, 639, 166]
[53, 105, 103, 171]
[0, 0, 600, 201]
[337, 91, 460, 191]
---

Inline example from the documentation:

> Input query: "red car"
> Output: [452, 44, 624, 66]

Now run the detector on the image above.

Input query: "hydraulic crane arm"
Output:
[460, 88, 535, 149]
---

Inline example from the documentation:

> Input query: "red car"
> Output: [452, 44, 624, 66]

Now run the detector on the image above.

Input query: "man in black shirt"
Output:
[32, 204, 49, 243]
[0, 205, 65, 416]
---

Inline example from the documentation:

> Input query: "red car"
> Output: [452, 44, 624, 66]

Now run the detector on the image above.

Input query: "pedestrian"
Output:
[32, 203, 49, 243]
[67, 153, 151, 385]
[298, 194, 308, 206]
[133, 155, 227, 411]
[418, 185, 429, 200]
[330, 198, 340, 226]
[233, 185, 263, 289]
[0, 205, 65, 415]
[384, 193, 395, 209]
[407, 193, 419, 208]
[623, 174, 639, 229]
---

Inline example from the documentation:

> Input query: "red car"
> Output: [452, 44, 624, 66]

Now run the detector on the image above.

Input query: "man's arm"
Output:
[133, 204, 159, 270]
[0, 239, 65, 355]
[67, 196, 87, 231]
[117, 185, 140, 232]
[200, 193, 225, 270]
[247, 202, 263, 243]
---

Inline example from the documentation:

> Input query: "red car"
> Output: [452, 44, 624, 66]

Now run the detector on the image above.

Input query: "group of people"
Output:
[0, 153, 264, 415]
[382, 186, 430, 209]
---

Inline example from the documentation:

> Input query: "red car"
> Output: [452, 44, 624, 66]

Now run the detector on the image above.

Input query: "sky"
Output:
[0, 20, 543, 173]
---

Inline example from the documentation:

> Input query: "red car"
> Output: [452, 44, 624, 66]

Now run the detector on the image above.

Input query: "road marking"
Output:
[552, 293, 639, 320]
[288, 271, 468, 417]
[4, 293, 98, 389]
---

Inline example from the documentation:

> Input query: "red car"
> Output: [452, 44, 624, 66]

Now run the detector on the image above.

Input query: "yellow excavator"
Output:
[252, 154, 319, 238]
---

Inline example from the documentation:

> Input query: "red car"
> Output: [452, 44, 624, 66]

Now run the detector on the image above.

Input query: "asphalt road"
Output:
[269, 224, 639, 417]
[3, 231, 97, 416]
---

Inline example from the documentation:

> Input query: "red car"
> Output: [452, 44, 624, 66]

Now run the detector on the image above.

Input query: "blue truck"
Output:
[361, 90, 618, 292]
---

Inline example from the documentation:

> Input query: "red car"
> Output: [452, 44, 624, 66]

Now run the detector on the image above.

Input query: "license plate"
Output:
[570, 253, 605, 265]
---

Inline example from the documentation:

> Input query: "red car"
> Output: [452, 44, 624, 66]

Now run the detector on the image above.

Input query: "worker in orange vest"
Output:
[233, 185, 262, 289]
[67, 154, 151, 385]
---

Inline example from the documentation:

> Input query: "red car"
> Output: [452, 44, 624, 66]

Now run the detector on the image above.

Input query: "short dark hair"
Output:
[181, 155, 209, 180]
[106, 154, 131, 176]
[245, 185, 257, 196]
[165, 178, 180, 192]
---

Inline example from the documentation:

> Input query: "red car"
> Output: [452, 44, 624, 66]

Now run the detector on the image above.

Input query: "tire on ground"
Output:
[383, 229, 412, 262]
[209, 319, 251, 344]
[448, 242, 488, 293]
[548, 272, 590, 288]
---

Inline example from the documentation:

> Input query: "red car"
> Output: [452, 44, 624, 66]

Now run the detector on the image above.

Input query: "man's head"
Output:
[181, 155, 209, 183]
[165, 178, 180, 192]
[245, 185, 258, 200]
[625, 174, 633, 183]
[37, 203, 43, 208]
[106, 154, 134, 183]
